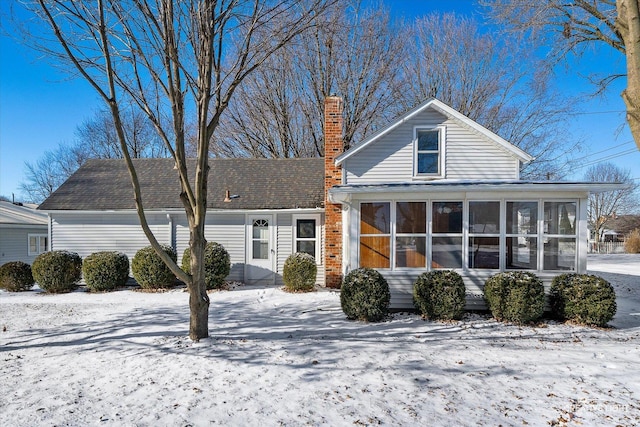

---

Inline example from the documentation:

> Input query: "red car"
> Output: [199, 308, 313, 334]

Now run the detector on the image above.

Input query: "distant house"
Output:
[38, 97, 620, 308]
[0, 201, 49, 265]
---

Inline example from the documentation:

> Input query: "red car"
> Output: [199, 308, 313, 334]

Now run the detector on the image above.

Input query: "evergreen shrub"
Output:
[550, 273, 616, 327]
[413, 270, 466, 320]
[132, 245, 177, 289]
[32, 250, 82, 293]
[484, 271, 544, 324]
[0, 261, 34, 292]
[283, 252, 317, 292]
[340, 268, 390, 322]
[181, 242, 231, 290]
[83, 251, 130, 292]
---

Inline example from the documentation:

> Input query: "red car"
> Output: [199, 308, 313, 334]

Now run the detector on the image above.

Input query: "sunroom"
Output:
[329, 180, 621, 309]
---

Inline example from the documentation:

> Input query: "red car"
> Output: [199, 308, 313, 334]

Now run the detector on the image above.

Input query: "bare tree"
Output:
[482, 0, 640, 149]
[212, 0, 404, 158]
[20, 142, 86, 203]
[21, 0, 333, 341]
[584, 162, 638, 243]
[401, 13, 578, 179]
[20, 107, 166, 203]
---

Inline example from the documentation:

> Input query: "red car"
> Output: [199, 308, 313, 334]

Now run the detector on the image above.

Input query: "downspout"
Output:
[167, 213, 175, 251]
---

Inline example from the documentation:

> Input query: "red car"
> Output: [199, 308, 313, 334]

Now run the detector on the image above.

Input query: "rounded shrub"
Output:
[132, 245, 177, 289]
[82, 251, 130, 292]
[413, 270, 466, 320]
[340, 268, 390, 322]
[32, 250, 82, 293]
[283, 252, 317, 292]
[181, 242, 231, 290]
[484, 271, 545, 324]
[625, 228, 640, 253]
[550, 273, 616, 327]
[0, 261, 34, 292]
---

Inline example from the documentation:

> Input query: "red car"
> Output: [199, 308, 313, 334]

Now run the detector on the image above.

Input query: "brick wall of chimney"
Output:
[324, 96, 344, 289]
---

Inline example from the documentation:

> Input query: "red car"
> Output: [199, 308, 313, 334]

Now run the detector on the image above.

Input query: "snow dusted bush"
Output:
[484, 271, 544, 324]
[32, 250, 82, 293]
[283, 252, 317, 292]
[550, 273, 617, 327]
[181, 242, 231, 290]
[83, 251, 130, 292]
[340, 268, 390, 322]
[132, 245, 177, 289]
[0, 261, 34, 292]
[413, 270, 466, 320]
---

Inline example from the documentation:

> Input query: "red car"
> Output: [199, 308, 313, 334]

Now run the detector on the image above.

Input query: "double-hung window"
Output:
[414, 127, 444, 177]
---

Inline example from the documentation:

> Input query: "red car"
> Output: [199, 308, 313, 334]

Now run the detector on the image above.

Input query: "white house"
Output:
[38, 97, 619, 308]
[0, 201, 49, 265]
[324, 97, 620, 308]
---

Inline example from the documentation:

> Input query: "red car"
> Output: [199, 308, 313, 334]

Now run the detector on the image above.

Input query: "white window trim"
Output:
[28, 233, 48, 256]
[413, 125, 446, 179]
[292, 214, 322, 265]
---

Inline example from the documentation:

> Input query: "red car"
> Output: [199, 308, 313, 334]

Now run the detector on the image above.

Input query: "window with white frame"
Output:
[293, 215, 321, 263]
[395, 202, 427, 268]
[431, 201, 463, 268]
[506, 201, 538, 270]
[468, 201, 501, 269]
[28, 234, 48, 256]
[543, 201, 577, 271]
[414, 127, 444, 177]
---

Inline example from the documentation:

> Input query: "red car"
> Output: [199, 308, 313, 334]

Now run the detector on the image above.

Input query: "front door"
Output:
[245, 215, 275, 284]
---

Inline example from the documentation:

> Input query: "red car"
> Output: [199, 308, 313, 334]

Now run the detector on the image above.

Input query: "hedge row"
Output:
[339, 268, 617, 327]
[1, 242, 231, 293]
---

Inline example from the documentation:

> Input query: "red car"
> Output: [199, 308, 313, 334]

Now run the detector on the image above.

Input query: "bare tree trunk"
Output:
[188, 226, 209, 340]
[617, 0, 640, 149]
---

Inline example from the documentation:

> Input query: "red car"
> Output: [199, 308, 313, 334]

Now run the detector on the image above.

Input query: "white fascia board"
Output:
[40, 208, 325, 215]
[328, 181, 626, 201]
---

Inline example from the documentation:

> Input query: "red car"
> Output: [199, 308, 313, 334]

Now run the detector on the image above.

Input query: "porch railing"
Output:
[588, 241, 626, 254]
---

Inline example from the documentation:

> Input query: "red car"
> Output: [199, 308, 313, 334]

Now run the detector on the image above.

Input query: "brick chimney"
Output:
[324, 96, 344, 288]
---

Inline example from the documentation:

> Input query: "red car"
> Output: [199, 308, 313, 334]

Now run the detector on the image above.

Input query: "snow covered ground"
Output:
[1, 254, 639, 426]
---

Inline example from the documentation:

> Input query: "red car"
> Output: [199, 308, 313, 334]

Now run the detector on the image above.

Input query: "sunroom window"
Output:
[543, 201, 577, 271]
[468, 201, 500, 269]
[415, 128, 442, 177]
[506, 201, 538, 270]
[360, 202, 391, 268]
[395, 202, 426, 268]
[431, 202, 463, 268]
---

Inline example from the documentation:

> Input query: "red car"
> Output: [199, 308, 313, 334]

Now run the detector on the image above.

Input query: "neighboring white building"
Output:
[0, 201, 49, 265]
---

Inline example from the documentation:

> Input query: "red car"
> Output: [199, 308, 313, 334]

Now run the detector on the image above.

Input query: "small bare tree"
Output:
[584, 162, 638, 243]
[482, 0, 640, 149]
[212, 0, 404, 158]
[21, 107, 167, 203]
[20, 0, 334, 341]
[401, 13, 578, 179]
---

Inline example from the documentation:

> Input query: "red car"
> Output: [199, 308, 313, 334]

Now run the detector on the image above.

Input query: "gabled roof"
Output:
[0, 201, 48, 225]
[335, 98, 534, 166]
[38, 158, 324, 211]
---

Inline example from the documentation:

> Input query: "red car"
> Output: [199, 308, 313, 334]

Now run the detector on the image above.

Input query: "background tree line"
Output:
[21, 1, 595, 202]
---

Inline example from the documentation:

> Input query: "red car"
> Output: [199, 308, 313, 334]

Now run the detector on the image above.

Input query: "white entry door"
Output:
[245, 215, 275, 284]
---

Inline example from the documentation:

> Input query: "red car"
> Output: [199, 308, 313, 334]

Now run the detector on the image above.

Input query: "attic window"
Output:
[414, 127, 445, 178]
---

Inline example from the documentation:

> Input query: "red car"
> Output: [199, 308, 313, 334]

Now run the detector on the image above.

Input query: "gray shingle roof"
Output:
[38, 158, 325, 211]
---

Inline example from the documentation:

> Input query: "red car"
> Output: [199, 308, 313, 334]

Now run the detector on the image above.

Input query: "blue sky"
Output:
[0, 0, 638, 200]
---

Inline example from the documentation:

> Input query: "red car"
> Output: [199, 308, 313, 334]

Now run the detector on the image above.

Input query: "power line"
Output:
[571, 141, 634, 163]
[572, 148, 638, 170]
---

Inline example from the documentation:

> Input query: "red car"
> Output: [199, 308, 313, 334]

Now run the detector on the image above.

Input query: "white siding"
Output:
[344, 109, 519, 184]
[51, 212, 171, 261]
[175, 213, 246, 282]
[0, 226, 47, 265]
[276, 213, 292, 286]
